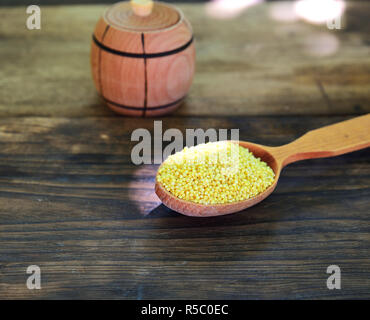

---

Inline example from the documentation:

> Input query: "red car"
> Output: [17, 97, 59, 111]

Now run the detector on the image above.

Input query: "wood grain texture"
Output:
[0, 116, 369, 299]
[271, 113, 370, 166]
[0, 2, 369, 300]
[0, 2, 369, 117]
[106, 1, 178, 31]
[91, 2, 195, 116]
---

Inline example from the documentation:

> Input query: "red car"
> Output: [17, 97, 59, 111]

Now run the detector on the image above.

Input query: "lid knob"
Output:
[131, 0, 154, 17]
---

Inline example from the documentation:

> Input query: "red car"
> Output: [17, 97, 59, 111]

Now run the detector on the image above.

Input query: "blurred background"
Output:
[0, 0, 359, 5]
[0, 0, 357, 26]
[0, 0, 357, 27]
[2, 0, 207, 5]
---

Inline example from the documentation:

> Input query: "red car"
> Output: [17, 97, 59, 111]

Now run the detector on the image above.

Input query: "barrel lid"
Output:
[104, 1, 181, 32]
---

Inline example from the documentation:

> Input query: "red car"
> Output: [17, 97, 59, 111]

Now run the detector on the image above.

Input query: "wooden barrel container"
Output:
[91, 1, 195, 117]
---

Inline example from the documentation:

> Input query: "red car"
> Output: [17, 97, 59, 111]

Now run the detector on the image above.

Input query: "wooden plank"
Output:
[0, 3, 369, 117]
[0, 115, 369, 299]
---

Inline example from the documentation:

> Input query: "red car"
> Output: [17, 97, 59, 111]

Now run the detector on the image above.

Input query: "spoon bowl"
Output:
[155, 114, 370, 217]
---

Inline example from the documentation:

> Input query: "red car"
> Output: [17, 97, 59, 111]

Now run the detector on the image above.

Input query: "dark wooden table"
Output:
[0, 2, 369, 299]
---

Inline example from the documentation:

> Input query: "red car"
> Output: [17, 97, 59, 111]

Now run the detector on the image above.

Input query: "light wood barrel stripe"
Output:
[102, 95, 185, 111]
[141, 33, 148, 117]
[92, 34, 194, 59]
[98, 25, 110, 95]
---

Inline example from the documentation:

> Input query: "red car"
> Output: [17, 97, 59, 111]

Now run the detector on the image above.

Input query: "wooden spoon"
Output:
[155, 114, 370, 217]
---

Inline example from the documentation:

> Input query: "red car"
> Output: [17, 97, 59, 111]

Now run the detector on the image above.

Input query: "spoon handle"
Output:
[272, 114, 370, 167]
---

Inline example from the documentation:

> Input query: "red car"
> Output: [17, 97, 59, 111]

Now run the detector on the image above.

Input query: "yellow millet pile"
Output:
[156, 141, 275, 205]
